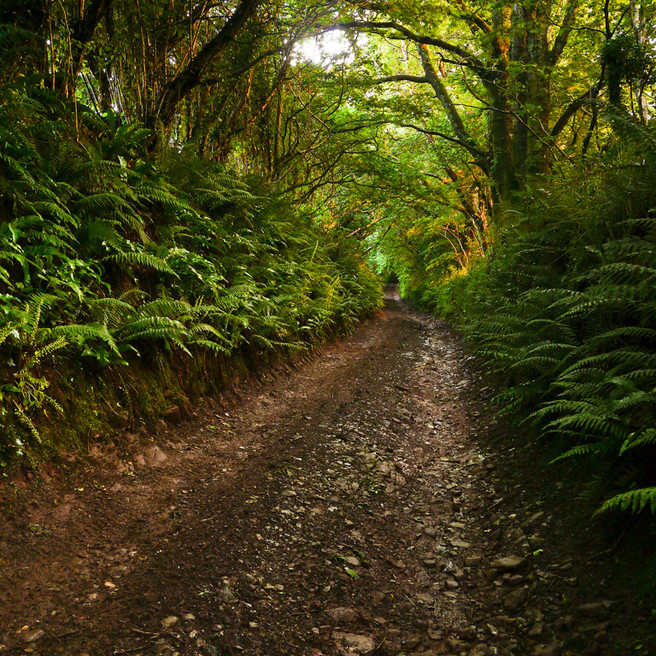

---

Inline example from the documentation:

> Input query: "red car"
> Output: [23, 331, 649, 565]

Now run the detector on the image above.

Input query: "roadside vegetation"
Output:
[453, 124, 656, 519]
[339, 3, 656, 523]
[0, 72, 381, 465]
[1, 0, 655, 528]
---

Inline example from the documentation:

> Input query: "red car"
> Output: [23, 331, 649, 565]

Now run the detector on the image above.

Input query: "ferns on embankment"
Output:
[453, 124, 656, 519]
[0, 85, 382, 464]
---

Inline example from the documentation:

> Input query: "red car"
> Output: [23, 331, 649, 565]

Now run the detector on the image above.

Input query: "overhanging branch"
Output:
[550, 80, 604, 139]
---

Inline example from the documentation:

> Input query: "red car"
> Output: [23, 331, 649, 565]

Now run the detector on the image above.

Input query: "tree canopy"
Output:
[3, 0, 653, 221]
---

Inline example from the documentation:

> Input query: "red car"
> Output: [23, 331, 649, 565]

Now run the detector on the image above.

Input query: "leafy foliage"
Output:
[2, 0, 654, 537]
[0, 84, 382, 462]
[448, 122, 656, 517]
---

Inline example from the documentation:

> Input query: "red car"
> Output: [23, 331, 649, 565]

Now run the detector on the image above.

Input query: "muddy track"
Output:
[0, 291, 648, 656]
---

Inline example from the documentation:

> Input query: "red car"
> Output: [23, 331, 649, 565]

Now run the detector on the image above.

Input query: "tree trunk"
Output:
[485, 6, 518, 204]
[525, 4, 551, 174]
[510, 3, 528, 182]
[57, 0, 114, 96]
[630, 0, 649, 123]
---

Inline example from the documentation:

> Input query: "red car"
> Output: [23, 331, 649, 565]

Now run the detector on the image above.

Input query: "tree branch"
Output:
[396, 123, 488, 164]
[452, 0, 492, 33]
[62, 0, 114, 85]
[152, 0, 261, 132]
[323, 20, 486, 73]
[331, 121, 387, 134]
[375, 74, 430, 85]
[550, 79, 604, 139]
[416, 44, 487, 165]
[549, 0, 579, 65]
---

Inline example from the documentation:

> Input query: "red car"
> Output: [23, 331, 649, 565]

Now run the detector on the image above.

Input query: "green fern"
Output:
[0, 81, 383, 461]
[551, 442, 606, 463]
[620, 428, 656, 455]
[597, 487, 656, 515]
[106, 251, 177, 276]
[454, 122, 656, 519]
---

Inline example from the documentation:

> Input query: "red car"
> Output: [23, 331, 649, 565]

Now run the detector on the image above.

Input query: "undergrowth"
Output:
[0, 81, 382, 465]
[448, 120, 656, 521]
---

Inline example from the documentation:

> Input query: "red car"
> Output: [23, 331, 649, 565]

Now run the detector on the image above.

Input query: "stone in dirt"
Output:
[522, 511, 545, 527]
[143, 445, 168, 467]
[23, 629, 45, 643]
[161, 615, 179, 629]
[375, 461, 393, 475]
[528, 622, 543, 636]
[575, 601, 612, 617]
[327, 607, 360, 624]
[468, 645, 492, 656]
[398, 634, 421, 650]
[457, 626, 477, 641]
[333, 631, 376, 654]
[491, 556, 526, 572]
[220, 584, 237, 603]
[580, 620, 610, 637]
[581, 643, 601, 656]
[503, 585, 528, 611]
[447, 637, 467, 651]
[506, 574, 525, 586]
[165, 405, 181, 424]
[533, 643, 561, 656]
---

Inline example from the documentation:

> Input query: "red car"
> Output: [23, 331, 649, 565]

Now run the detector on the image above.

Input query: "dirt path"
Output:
[0, 291, 648, 656]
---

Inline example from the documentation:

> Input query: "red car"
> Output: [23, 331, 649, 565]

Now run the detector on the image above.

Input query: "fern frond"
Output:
[117, 316, 185, 342]
[589, 326, 656, 346]
[106, 251, 177, 276]
[0, 323, 16, 347]
[192, 339, 232, 354]
[137, 298, 192, 318]
[31, 336, 68, 362]
[51, 323, 120, 354]
[13, 403, 41, 444]
[620, 429, 656, 455]
[559, 350, 656, 377]
[546, 412, 623, 437]
[551, 442, 604, 463]
[85, 297, 136, 326]
[597, 487, 656, 515]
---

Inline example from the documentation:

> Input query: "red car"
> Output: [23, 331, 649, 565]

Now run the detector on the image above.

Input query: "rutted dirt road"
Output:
[0, 290, 651, 656]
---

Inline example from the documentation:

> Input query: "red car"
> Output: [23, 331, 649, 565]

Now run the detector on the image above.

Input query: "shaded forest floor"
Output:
[0, 289, 653, 656]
